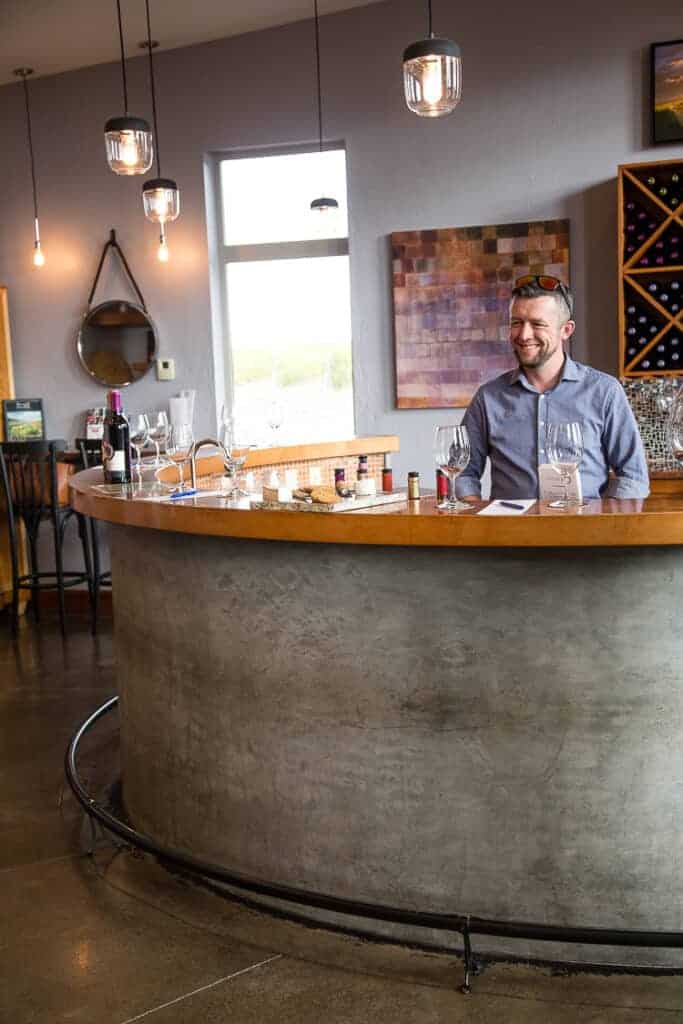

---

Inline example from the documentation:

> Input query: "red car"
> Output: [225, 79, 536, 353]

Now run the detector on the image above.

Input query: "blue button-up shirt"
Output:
[455, 356, 650, 500]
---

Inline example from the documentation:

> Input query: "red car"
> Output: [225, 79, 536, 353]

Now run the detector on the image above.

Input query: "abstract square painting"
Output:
[392, 219, 570, 408]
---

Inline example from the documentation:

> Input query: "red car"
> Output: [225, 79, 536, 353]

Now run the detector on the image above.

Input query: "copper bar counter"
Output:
[71, 473, 683, 966]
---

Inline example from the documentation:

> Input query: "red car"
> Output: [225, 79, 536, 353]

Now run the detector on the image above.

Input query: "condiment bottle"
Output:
[436, 468, 448, 503]
[408, 472, 420, 500]
[357, 454, 368, 480]
[382, 453, 393, 493]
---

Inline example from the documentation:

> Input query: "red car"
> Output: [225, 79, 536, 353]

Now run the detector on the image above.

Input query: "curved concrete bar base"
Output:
[112, 524, 683, 966]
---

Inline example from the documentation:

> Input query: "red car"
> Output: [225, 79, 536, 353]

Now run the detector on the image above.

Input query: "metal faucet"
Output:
[188, 438, 229, 490]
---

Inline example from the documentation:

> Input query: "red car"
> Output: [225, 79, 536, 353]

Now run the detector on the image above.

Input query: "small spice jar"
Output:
[408, 471, 420, 500]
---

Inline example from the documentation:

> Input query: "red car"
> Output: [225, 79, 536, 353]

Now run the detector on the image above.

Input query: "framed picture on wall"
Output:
[651, 39, 683, 145]
[2, 399, 45, 441]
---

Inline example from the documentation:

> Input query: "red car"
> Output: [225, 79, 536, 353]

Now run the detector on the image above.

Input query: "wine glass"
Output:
[166, 423, 194, 487]
[433, 425, 471, 512]
[546, 422, 586, 509]
[147, 411, 170, 467]
[129, 414, 149, 483]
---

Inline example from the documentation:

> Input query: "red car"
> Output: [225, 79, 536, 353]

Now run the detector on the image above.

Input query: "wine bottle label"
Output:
[106, 450, 126, 472]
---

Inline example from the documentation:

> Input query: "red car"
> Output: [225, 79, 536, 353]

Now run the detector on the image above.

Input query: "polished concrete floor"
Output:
[2, 609, 683, 1023]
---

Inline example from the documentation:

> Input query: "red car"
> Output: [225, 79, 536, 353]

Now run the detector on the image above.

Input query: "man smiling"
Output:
[455, 276, 650, 501]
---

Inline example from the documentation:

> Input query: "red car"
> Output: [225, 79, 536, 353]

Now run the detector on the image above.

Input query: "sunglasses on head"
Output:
[513, 274, 573, 312]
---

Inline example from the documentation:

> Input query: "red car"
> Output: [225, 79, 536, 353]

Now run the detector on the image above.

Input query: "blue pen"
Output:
[169, 488, 198, 500]
[500, 500, 525, 510]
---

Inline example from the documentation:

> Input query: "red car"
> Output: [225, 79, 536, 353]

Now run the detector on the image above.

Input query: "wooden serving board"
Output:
[250, 491, 408, 513]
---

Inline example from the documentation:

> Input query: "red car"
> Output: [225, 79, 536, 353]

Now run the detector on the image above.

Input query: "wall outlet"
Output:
[157, 358, 175, 381]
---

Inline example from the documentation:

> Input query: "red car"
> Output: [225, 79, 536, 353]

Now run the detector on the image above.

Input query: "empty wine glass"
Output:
[129, 414, 149, 482]
[166, 423, 194, 486]
[434, 425, 471, 512]
[147, 411, 170, 467]
[546, 421, 586, 509]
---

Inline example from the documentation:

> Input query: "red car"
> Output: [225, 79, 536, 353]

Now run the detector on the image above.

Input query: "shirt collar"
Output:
[508, 354, 582, 389]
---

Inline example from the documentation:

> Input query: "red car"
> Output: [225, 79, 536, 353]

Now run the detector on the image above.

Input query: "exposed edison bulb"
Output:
[421, 58, 444, 105]
[157, 232, 169, 263]
[33, 243, 45, 268]
[119, 131, 141, 167]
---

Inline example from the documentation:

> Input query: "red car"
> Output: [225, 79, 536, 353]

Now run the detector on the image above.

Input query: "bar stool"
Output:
[76, 438, 110, 633]
[0, 440, 93, 635]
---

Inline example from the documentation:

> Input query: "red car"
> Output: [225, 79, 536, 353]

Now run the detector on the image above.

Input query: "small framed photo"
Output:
[651, 39, 683, 145]
[2, 399, 45, 442]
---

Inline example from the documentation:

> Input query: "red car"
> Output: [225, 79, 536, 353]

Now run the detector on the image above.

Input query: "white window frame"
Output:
[207, 143, 352, 438]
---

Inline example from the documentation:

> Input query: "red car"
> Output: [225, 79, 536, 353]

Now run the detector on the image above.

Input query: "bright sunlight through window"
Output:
[219, 148, 354, 447]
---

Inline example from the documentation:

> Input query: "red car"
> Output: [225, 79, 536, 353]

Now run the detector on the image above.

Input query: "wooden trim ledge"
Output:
[70, 472, 683, 548]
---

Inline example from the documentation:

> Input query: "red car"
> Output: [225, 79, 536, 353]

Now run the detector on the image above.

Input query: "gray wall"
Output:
[1, 0, 682, 481]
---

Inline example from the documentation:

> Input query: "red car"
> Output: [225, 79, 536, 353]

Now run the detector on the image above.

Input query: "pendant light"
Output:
[403, 0, 461, 118]
[14, 68, 45, 268]
[104, 0, 153, 174]
[141, 0, 180, 262]
[310, 0, 338, 213]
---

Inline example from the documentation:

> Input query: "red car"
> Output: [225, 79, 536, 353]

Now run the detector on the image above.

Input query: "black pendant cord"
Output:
[87, 229, 147, 311]
[313, 0, 323, 153]
[427, 0, 433, 37]
[115, 0, 129, 114]
[20, 74, 39, 222]
[144, 0, 162, 177]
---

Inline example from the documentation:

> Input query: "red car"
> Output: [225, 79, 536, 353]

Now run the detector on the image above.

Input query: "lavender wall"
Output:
[1, 0, 682, 483]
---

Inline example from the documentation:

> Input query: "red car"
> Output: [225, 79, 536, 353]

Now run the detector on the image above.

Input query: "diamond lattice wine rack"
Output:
[619, 158, 683, 377]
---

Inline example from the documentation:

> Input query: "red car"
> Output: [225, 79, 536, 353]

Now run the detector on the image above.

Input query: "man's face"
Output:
[509, 295, 575, 370]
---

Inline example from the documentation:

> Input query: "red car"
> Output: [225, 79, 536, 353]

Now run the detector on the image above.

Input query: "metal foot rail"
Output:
[65, 697, 683, 992]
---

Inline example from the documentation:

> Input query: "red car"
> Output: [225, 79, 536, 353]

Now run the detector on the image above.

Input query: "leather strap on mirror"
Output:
[87, 229, 147, 312]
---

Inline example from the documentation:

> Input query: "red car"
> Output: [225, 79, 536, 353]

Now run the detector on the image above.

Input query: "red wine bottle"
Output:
[102, 389, 131, 484]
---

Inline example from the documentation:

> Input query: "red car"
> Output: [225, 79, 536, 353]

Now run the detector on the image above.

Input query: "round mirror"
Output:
[77, 300, 158, 387]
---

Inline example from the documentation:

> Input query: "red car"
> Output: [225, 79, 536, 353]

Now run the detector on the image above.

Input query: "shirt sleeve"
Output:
[602, 383, 650, 499]
[455, 390, 489, 499]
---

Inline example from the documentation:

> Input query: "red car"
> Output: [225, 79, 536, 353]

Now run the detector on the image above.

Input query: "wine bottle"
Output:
[102, 389, 131, 484]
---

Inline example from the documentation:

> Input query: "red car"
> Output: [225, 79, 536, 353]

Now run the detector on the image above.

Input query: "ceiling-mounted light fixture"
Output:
[104, 0, 153, 174]
[403, 0, 461, 117]
[14, 68, 45, 268]
[310, 0, 338, 213]
[140, 0, 180, 262]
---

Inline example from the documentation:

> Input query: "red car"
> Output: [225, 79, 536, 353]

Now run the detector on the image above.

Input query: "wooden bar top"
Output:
[70, 469, 683, 547]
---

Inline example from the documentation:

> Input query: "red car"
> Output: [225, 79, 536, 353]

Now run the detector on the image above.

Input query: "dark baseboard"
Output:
[38, 589, 113, 616]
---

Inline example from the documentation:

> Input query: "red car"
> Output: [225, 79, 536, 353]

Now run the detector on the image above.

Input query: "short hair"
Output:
[511, 280, 574, 321]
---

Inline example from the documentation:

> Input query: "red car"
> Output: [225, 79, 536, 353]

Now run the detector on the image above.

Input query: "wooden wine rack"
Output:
[618, 157, 683, 378]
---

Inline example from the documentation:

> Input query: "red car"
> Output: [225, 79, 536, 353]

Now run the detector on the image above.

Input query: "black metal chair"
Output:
[0, 440, 93, 635]
[76, 437, 110, 633]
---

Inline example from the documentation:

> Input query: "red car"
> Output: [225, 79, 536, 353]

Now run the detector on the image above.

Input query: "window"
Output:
[216, 148, 354, 446]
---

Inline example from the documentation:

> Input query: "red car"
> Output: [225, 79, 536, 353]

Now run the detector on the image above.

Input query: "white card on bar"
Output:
[478, 499, 536, 516]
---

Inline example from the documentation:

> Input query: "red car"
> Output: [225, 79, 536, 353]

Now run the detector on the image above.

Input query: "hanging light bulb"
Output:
[403, 0, 461, 117]
[104, 0, 153, 174]
[33, 222, 45, 267]
[157, 228, 169, 263]
[141, 0, 180, 252]
[14, 69, 46, 269]
[309, 0, 338, 213]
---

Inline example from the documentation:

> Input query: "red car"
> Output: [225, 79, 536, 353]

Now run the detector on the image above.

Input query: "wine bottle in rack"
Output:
[102, 389, 131, 484]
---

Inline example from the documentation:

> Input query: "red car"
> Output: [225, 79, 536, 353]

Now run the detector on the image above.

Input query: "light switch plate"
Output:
[157, 358, 175, 381]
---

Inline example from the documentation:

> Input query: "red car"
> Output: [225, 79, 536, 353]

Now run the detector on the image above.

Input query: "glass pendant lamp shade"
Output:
[403, 37, 461, 117]
[142, 177, 180, 223]
[105, 115, 153, 175]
